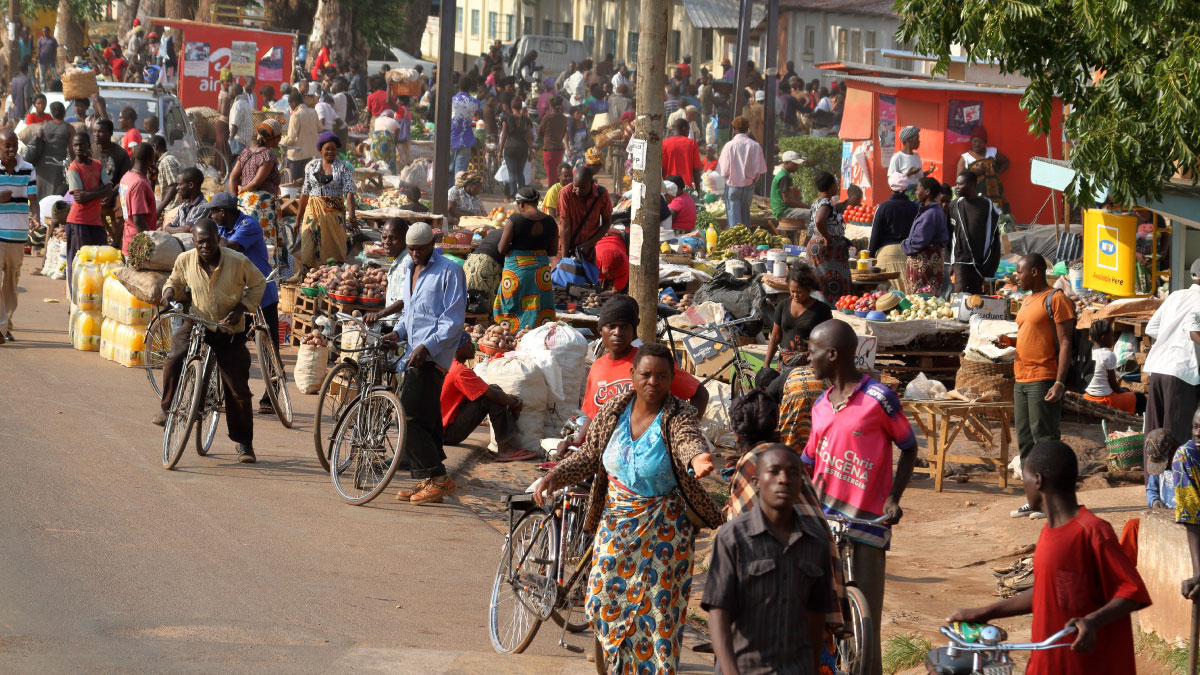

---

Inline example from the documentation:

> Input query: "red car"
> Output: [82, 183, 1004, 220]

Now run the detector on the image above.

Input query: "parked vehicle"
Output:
[367, 47, 436, 76]
[506, 36, 587, 83]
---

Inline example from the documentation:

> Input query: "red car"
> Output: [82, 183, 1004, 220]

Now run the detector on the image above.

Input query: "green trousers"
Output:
[1014, 380, 1062, 460]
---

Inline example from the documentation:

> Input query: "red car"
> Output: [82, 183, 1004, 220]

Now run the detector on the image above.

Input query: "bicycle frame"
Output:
[656, 312, 760, 391]
[505, 487, 593, 620]
[824, 513, 892, 585]
[938, 623, 1076, 674]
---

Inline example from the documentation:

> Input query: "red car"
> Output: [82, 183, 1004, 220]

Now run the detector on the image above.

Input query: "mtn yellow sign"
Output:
[1083, 209, 1138, 296]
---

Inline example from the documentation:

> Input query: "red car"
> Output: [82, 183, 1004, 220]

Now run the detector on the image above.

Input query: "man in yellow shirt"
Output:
[154, 218, 267, 463]
[541, 163, 573, 214]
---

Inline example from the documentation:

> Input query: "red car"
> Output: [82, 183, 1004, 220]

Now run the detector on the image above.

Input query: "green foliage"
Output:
[1134, 629, 1191, 674]
[777, 136, 842, 203]
[881, 633, 932, 674]
[22, 0, 107, 21]
[896, 0, 1200, 208]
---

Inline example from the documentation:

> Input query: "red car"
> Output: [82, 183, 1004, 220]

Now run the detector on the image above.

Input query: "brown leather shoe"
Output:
[396, 479, 431, 501]
[410, 476, 457, 505]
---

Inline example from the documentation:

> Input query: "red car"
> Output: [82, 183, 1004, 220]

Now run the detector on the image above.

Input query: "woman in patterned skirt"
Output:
[492, 187, 558, 331]
[535, 343, 722, 675]
[293, 131, 357, 275]
[901, 177, 949, 294]
[229, 118, 284, 270]
[807, 171, 851, 304]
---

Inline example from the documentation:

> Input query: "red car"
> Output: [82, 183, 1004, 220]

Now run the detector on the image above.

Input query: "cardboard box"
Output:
[953, 293, 1011, 322]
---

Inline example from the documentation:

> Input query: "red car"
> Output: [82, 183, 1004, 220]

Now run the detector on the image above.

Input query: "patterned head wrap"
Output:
[899, 125, 920, 144]
[457, 171, 482, 187]
[585, 147, 604, 166]
[1145, 428, 1178, 467]
[256, 118, 283, 142]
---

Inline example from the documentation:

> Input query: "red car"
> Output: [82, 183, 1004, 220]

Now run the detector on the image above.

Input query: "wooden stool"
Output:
[777, 219, 806, 245]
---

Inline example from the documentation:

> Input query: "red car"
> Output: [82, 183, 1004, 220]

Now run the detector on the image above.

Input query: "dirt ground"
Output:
[456, 412, 1170, 674]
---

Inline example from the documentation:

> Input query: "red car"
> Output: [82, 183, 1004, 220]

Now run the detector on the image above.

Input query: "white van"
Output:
[506, 35, 588, 83]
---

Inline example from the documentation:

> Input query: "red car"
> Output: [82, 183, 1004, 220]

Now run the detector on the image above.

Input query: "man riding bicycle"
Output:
[152, 218, 267, 464]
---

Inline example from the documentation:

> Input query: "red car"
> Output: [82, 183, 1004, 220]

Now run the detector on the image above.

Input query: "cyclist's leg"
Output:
[850, 541, 886, 675]
[160, 320, 193, 412]
[211, 332, 255, 446]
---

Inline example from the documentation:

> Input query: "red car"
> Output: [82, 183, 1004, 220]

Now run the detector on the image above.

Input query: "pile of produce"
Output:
[329, 265, 365, 297]
[703, 201, 771, 220]
[360, 267, 387, 301]
[659, 292, 694, 310]
[301, 264, 387, 300]
[302, 265, 340, 290]
[468, 323, 487, 341]
[300, 328, 328, 346]
[836, 290, 888, 313]
[842, 203, 876, 224]
[479, 325, 518, 352]
[886, 295, 955, 322]
[711, 224, 790, 260]
[581, 290, 613, 309]
[487, 207, 516, 227]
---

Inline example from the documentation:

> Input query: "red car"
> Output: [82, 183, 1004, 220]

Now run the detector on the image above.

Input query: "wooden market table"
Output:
[903, 399, 1014, 492]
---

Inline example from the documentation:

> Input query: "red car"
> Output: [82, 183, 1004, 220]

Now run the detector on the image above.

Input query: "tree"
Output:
[306, 0, 369, 75]
[116, 0, 140, 38]
[895, 0, 1200, 208]
[53, 0, 91, 65]
[163, 0, 193, 20]
[271, 0, 420, 72]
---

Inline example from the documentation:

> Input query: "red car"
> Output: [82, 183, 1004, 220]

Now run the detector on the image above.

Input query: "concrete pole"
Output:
[628, 0, 668, 344]
[761, 0, 779, 192]
[6, 0, 17, 93]
[432, 0, 457, 215]
[730, 0, 750, 120]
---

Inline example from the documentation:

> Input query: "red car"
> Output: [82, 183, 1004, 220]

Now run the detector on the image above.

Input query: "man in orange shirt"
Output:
[997, 254, 1075, 519]
[661, 118, 703, 189]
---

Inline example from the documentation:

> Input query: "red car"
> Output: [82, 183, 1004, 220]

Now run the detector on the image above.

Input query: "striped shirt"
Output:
[0, 157, 36, 244]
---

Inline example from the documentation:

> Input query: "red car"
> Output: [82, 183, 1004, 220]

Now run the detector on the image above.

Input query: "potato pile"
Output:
[301, 328, 327, 346]
[479, 325, 517, 351]
[330, 264, 366, 297]
[469, 323, 487, 341]
[360, 268, 387, 301]
[677, 293, 694, 310]
[581, 290, 614, 309]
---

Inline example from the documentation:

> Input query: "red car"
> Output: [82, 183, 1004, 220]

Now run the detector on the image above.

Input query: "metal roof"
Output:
[845, 74, 1028, 95]
[779, 0, 898, 17]
[680, 0, 766, 30]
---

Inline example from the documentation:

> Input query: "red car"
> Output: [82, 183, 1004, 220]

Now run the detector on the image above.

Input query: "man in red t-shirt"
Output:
[593, 232, 628, 291]
[118, 143, 157, 255]
[947, 440, 1150, 675]
[559, 296, 708, 453]
[441, 333, 534, 461]
[661, 118, 703, 188]
[118, 106, 142, 154]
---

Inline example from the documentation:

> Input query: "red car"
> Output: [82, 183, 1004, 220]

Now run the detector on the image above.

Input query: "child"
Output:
[1083, 319, 1145, 414]
[948, 440, 1151, 675]
[1144, 428, 1178, 508]
[566, 106, 588, 168]
[834, 184, 863, 218]
[1172, 406, 1200, 600]
[394, 96, 412, 168]
[703, 143, 719, 172]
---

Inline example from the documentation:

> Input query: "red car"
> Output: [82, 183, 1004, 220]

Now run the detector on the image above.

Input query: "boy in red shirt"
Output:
[948, 440, 1151, 675]
[440, 332, 533, 462]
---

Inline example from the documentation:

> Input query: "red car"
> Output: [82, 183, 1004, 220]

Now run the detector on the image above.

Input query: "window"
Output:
[803, 25, 815, 56]
[701, 29, 713, 61]
[455, 7, 463, 34]
[628, 32, 639, 62]
[544, 18, 553, 36]
[671, 30, 681, 64]
[604, 29, 617, 58]
[562, 22, 572, 38]
[489, 11, 497, 38]
[471, 9, 480, 36]
[864, 31, 876, 64]
[891, 38, 915, 71]
[584, 26, 595, 55]
[850, 29, 861, 62]
[524, 17, 533, 37]
[836, 28, 848, 61]
[506, 14, 514, 41]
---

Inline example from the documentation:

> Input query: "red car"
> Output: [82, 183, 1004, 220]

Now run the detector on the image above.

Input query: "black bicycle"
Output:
[656, 308, 761, 397]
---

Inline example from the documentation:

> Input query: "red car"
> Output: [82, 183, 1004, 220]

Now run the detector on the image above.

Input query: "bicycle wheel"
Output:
[834, 585, 873, 675]
[488, 510, 552, 654]
[162, 359, 202, 469]
[550, 494, 592, 633]
[143, 314, 176, 397]
[194, 361, 221, 457]
[730, 359, 758, 399]
[255, 327, 294, 428]
[328, 389, 407, 505]
[197, 143, 230, 184]
[313, 360, 359, 471]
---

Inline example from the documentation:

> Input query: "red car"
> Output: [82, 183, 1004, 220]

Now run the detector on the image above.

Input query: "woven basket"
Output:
[62, 70, 99, 101]
[252, 110, 285, 126]
[954, 358, 1014, 402]
[278, 283, 299, 314]
[1102, 421, 1144, 470]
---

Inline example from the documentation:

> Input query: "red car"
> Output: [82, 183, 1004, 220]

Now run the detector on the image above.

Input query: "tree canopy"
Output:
[896, 0, 1200, 208]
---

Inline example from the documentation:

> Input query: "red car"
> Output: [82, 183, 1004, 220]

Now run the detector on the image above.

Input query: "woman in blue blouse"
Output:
[536, 343, 722, 674]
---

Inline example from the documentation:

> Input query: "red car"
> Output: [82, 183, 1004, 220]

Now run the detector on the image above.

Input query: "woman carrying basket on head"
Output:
[291, 130, 357, 280]
[228, 118, 285, 272]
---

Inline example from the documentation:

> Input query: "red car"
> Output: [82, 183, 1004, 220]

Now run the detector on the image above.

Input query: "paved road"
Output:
[0, 261, 622, 673]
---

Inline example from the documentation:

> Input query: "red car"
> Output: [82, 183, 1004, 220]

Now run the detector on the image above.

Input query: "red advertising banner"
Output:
[151, 18, 293, 110]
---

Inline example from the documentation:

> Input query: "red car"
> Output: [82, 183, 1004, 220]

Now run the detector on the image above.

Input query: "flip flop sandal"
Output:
[495, 449, 538, 462]
[257, 403, 275, 414]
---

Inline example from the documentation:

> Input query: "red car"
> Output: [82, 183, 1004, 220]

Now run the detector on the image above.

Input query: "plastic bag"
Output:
[1113, 331, 1138, 369]
[903, 372, 947, 400]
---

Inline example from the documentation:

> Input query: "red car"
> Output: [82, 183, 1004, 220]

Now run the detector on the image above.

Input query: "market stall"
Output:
[906, 399, 1014, 492]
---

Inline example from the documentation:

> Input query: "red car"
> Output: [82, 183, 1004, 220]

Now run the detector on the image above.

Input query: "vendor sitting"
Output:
[447, 171, 485, 228]
[1084, 319, 1146, 414]
[441, 332, 535, 462]
[593, 227, 629, 292]
[557, 295, 708, 454]
[770, 150, 810, 222]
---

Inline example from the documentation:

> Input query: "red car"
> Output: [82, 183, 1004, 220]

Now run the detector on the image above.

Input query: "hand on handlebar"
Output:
[381, 331, 400, 346]
[160, 287, 176, 308]
[221, 308, 244, 328]
[883, 496, 904, 525]
[1065, 617, 1097, 653]
[363, 311, 382, 324]
[532, 473, 559, 507]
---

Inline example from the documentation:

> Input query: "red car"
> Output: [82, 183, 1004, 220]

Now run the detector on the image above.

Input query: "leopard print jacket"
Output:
[549, 390, 723, 534]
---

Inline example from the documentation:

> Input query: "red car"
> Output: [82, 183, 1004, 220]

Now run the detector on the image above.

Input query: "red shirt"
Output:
[677, 63, 691, 80]
[440, 360, 491, 427]
[119, 170, 156, 255]
[121, 128, 143, 154]
[366, 91, 392, 117]
[111, 56, 127, 82]
[558, 183, 612, 255]
[66, 159, 106, 227]
[311, 46, 331, 80]
[593, 234, 628, 291]
[1026, 507, 1150, 675]
[661, 135, 703, 187]
[582, 350, 700, 418]
[24, 112, 51, 125]
[703, 158, 718, 172]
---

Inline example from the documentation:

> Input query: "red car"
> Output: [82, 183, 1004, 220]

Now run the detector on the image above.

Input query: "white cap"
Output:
[406, 222, 434, 245]
[780, 150, 803, 163]
[664, 181, 679, 197]
[754, 90, 765, 101]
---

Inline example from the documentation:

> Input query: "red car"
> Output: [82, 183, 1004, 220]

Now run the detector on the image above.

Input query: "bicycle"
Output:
[488, 481, 595, 656]
[656, 307, 761, 398]
[924, 622, 1076, 674]
[324, 312, 410, 505]
[159, 308, 228, 470]
[312, 313, 399, 472]
[823, 512, 893, 675]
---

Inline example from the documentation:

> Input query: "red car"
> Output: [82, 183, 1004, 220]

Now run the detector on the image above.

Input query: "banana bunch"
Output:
[714, 224, 791, 251]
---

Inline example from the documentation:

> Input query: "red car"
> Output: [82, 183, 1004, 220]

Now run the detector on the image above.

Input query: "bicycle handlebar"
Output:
[335, 312, 392, 342]
[940, 624, 1076, 652]
[825, 513, 894, 527]
[166, 303, 227, 330]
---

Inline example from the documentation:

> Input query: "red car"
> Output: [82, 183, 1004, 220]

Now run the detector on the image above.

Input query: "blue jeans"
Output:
[450, 147, 472, 183]
[504, 153, 527, 198]
[724, 184, 754, 229]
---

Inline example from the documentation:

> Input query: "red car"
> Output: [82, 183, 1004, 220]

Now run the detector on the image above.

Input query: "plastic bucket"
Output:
[1069, 267, 1083, 291]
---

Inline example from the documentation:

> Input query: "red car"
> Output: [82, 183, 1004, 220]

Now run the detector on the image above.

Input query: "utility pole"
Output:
[730, 0, 750, 120]
[761, 0, 779, 194]
[432, 0, 457, 215]
[5, 0, 17, 93]
[628, 0, 668, 344]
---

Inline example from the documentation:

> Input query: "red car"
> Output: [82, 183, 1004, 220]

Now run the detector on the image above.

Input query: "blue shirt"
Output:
[217, 212, 278, 307]
[602, 403, 676, 497]
[450, 92, 480, 150]
[392, 251, 467, 369]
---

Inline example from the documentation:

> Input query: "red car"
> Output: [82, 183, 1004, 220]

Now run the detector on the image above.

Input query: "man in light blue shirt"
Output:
[384, 221, 466, 505]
